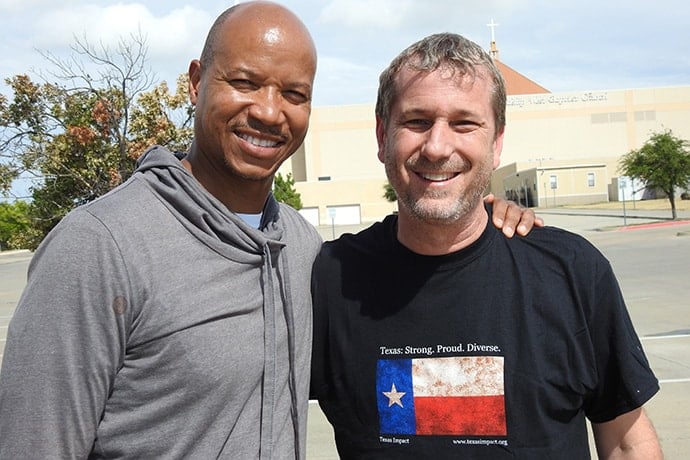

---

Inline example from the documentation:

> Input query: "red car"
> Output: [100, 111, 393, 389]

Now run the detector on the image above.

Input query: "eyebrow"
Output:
[226, 66, 313, 92]
[398, 107, 482, 120]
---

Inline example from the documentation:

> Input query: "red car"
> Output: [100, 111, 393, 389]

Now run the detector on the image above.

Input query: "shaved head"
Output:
[200, 1, 317, 71]
[185, 0, 317, 212]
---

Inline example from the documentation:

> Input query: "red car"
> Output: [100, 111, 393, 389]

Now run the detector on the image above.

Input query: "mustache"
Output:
[406, 156, 470, 172]
[230, 119, 287, 140]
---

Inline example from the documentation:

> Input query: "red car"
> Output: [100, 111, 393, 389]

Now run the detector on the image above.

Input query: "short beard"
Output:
[388, 156, 493, 225]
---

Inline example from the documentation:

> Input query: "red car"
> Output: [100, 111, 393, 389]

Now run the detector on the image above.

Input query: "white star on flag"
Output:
[383, 383, 406, 408]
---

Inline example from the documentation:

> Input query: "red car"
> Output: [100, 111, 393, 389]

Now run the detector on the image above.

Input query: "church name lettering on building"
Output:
[507, 91, 608, 108]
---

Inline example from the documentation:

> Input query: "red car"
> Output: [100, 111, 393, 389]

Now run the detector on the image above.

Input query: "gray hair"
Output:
[375, 33, 506, 134]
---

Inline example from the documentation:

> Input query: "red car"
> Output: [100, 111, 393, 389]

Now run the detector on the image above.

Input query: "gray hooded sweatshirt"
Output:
[0, 146, 322, 459]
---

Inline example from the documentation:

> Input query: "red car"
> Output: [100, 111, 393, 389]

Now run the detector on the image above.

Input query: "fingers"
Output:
[487, 195, 544, 238]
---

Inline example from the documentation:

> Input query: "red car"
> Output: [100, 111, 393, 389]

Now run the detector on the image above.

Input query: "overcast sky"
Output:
[2, 0, 689, 199]
[2, 0, 689, 107]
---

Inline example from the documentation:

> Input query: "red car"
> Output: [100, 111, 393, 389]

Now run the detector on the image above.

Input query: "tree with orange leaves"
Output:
[0, 33, 193, 249]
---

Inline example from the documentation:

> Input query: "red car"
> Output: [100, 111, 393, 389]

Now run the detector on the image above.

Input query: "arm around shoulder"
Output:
[592, 407, 663, 459]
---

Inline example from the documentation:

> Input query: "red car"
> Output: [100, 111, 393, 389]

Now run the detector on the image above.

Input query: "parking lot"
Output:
[2, 208, 689, 458]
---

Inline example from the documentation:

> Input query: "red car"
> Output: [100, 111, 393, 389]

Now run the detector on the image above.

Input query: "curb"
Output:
[616, 220, 690, 232]
[0, 249, 31, 257]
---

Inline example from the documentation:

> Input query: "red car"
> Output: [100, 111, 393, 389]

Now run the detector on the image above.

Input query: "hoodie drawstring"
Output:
[277, 250, 301, 460]
[260, 241, 301, 460]
[260, 244, 277, 460]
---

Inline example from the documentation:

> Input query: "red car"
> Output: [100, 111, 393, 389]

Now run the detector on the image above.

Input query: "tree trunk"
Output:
[669, 194, 677, 220]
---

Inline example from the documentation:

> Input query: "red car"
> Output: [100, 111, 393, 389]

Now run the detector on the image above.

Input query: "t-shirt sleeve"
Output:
[583, 256, 659, 423]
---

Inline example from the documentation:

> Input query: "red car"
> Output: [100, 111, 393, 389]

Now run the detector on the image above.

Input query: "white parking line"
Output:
[641, 334, 690, 340]
[659, 378, 690, 384]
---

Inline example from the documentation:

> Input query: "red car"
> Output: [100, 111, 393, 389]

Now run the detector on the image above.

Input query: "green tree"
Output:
[383, 181, 397, 202]
[0, 201, 32, 250]
[273, 172, 302, 210]
[619, 129, 690, 219]
[0, 80, 125, 248]
[0, 33, 193, 249]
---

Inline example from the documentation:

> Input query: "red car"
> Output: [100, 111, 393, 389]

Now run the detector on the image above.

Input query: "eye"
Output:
[451, 120, 480, 133]
[403, 119, 432, 131]
[229, 79, 258, 91]
[282, 89, 310, 105]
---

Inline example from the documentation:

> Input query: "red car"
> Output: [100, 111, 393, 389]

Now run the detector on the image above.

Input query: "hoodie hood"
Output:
[134, 146, 285, 261]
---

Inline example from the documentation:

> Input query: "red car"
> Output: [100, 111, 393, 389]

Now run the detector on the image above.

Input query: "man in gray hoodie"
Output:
[0, 2, 536, 458]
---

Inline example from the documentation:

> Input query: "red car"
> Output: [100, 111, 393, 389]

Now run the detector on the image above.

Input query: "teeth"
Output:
[239, 134, 279, 148]
[421, 173, 455, 181]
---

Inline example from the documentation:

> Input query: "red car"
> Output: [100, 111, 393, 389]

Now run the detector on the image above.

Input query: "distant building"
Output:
[279, 34, 690, 226]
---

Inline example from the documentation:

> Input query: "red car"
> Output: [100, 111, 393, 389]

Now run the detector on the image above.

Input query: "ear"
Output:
[375, 115, 386, 163]
[188, 59, 202, 105]
[492, 126, 505, 170]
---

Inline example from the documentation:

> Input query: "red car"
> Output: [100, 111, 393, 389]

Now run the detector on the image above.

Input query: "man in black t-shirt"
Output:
[311, 33, 662, 459]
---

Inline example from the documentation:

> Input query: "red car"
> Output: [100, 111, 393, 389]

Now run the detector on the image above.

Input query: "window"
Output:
[610, 112, 627, 122]
[634, 110, 656, 121]
[549, 175, 558, 190]
[591, 112, 629, 123]
[587, 172, 595, 187]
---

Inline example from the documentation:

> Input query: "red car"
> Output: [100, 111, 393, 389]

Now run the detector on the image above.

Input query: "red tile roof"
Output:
[495, 60, 550, 95]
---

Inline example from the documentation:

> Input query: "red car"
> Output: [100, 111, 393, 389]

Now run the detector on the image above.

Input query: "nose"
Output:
[247, 86, 285, 126]
[420, 121, 455, 161]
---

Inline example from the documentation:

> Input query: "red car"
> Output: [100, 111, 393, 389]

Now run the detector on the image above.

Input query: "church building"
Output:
[278, 30, 690, 227]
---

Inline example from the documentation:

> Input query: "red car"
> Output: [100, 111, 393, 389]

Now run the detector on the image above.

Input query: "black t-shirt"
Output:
[311, 213, 659, 459]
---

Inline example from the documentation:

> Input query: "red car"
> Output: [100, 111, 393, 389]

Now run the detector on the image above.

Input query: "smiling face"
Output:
[377, 64, 504, 224]
[187, 2, 316, 211]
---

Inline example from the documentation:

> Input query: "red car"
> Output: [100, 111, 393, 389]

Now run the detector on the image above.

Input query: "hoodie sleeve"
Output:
[0, 209, 131, 458]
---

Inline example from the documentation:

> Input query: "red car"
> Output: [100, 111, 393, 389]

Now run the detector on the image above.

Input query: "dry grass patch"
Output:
[562, 199, 690, 211]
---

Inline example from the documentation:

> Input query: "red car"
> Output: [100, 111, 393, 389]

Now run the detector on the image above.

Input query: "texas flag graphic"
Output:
[377, 356, 506, 436]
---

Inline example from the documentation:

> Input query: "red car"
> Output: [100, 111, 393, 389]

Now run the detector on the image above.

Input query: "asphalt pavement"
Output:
[1, 208, 689, 458]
